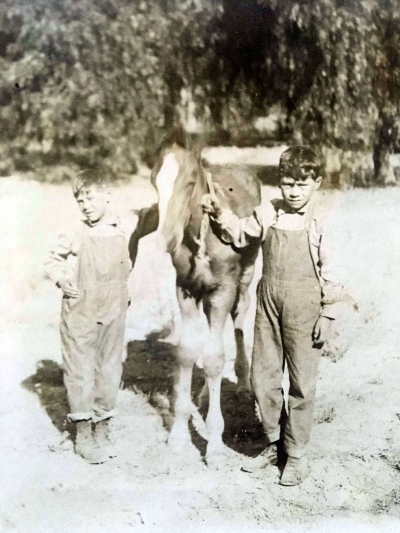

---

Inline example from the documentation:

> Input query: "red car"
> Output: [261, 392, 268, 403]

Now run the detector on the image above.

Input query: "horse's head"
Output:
[152, 145, 205, 254]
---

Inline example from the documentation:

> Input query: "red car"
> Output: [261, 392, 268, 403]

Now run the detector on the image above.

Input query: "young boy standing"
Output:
[202, 146, 348, 486]
[45, 170, 138, 464]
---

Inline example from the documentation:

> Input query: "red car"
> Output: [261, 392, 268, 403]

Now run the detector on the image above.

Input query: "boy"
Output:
[45, 169, 138, 464]
[202, 146, 348, 486]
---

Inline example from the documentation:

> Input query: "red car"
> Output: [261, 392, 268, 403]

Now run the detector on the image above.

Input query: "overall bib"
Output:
[60, 227, 130, 422]
[251, 226, 321, 458]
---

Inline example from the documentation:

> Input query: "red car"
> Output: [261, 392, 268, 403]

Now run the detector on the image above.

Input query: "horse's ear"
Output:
[170, 123, 186, 148]
[191, 136, 205, 163]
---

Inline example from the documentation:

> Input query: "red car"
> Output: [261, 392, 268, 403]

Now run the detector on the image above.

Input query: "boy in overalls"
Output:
[45, 170, 138, 464]
[202, 146, 348, 485]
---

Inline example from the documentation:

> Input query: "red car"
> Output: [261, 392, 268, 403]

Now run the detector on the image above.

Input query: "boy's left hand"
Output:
[312, 316, 333, 347]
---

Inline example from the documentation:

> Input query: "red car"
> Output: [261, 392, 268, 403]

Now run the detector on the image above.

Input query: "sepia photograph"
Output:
[1, 0, 400, 531]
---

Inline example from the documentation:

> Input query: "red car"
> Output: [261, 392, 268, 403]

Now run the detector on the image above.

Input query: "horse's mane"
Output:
[161, 147, 206, 254]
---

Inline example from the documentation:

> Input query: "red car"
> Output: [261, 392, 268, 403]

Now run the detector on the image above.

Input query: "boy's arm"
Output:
[202, 195, 267, 248]
[44, 232, 75, 286]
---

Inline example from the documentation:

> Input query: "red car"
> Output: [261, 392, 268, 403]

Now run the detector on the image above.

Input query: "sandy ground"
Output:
[1, 166, 400, 532]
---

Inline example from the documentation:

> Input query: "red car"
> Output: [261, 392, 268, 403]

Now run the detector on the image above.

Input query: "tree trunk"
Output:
[373, 147, 396, 185]
[321, 146, 374, 189]
[373, 118, 398, 186]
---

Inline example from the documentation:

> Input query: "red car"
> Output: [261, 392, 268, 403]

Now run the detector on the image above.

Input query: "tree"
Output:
[0, 0, 398, 186]
[252, 0, 400, 186]
[0, 1, 192, 176]
[372, 0, 400, 184]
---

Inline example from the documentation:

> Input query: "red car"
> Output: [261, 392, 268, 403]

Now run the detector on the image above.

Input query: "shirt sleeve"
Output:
[318, 213, 357, 319]
[44, 232, 75, 285]
[210, 204, 268, 248]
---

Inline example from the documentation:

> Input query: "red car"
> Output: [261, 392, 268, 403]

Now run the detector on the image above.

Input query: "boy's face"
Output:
[75, 184, 111, 224]
[279, 173, 322, 211]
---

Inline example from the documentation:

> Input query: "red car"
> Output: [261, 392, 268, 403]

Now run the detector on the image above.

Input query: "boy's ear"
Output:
[315, 176, 323, 189]
[104, 186, 112, 202]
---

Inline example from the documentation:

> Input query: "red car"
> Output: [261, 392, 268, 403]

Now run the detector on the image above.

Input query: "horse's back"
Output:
[209, 165, 261, 218]
[184, 163, 261, 253]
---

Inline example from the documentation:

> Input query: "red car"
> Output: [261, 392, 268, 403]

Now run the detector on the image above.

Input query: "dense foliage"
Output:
[0, 0, 399, 184]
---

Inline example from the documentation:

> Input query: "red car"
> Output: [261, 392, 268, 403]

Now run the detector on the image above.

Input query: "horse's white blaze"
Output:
[155, 153, 179, 245]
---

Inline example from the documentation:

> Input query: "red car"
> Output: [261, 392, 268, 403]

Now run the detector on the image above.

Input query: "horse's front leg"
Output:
[168, 287, 204, 453]
[203, 288, 235, 468]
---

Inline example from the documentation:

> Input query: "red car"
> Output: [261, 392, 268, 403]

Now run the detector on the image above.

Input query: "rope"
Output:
[205, 170, 216, 197]
[196, 171, 216, 261]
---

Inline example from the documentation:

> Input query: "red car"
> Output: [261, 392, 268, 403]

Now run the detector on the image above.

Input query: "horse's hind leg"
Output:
[168, 287, 204, 452]
[203, 287, 235, 467]
[231, 264, 255, 396]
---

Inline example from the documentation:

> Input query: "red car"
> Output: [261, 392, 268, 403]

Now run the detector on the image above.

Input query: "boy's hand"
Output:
[58, 279, 80, 299]
[312, 316, 333, 347]
[201, 194, 222, 217]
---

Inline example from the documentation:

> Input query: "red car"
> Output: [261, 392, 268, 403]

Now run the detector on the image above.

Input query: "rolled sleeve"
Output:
[44, 232, 75, 285]
[210, 205, 267, 248]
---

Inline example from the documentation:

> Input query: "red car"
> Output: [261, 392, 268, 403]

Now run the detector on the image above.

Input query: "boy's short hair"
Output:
[72, 169, 110, 197]
[279, 146, 322, 180]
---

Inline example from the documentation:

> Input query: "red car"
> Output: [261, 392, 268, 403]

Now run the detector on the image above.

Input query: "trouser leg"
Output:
[61, 318, 98, 421]
[251, 282, 286, 444]
[92, 312, 126, 422]
[281, 288, 321, 458]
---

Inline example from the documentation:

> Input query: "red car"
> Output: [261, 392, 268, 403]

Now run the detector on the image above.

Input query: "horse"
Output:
[148, 143, 261, 467]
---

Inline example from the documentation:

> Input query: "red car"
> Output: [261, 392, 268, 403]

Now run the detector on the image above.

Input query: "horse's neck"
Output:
[189, 170, 207, 213]
[161, 150, 207, 253]
[172, 149, 206, 224]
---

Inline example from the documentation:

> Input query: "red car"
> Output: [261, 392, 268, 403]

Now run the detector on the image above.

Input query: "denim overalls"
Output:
[251, 217, 322, 458]
[60, 223, 130, 423]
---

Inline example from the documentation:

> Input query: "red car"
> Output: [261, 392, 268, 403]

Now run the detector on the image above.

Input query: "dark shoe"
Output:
[75, 421, 108, 464]
[241, 443, 278, 473]
[94, 419, 117, 458]
[279, 456, 308, 486]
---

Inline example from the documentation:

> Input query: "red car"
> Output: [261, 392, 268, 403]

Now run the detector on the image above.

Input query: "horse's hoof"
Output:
[167, 440, 186, 454]
[168, 443, 201, 467]
[167, 434, 190, 454]
[206, 453, 227, 471]
[206, 443, 231, 470]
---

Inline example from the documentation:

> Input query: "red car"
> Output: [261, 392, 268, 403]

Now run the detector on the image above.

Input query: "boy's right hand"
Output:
[58, 279, 80, 298]
[201, 194, 222, 217]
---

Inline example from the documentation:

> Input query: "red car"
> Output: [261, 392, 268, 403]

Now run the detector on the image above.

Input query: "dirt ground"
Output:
[1, 165, 400, 532]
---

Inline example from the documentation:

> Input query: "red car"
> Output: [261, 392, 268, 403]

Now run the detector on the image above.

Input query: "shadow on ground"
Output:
[22, 359, 74, 436]
[21, 335, 266, 458]
[124, 336, 266, 459]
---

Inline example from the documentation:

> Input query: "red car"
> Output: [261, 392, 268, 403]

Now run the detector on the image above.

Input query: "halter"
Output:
[196, 171, 216, 262]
